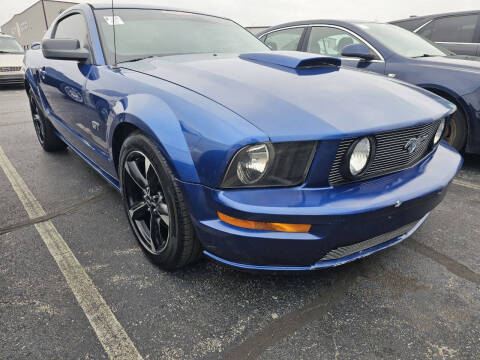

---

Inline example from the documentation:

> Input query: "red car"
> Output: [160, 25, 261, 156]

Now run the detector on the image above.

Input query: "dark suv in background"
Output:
[391, 11, 480, 56]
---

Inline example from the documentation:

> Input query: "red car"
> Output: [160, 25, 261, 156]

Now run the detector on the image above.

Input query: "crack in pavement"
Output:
[224, 264, 362, 360]
[404, 239, 480, 286]
[0, 190, 113, 236]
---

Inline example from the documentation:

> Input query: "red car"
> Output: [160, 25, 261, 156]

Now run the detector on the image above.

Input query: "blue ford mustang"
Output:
[24, 3, 462, 270]
[258, 20, 480, 154]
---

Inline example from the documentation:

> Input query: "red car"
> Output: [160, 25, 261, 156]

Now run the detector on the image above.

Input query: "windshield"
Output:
[0, 37, 24, 54]
[356, 23, 449, 58]
[94, 9, 269, 63]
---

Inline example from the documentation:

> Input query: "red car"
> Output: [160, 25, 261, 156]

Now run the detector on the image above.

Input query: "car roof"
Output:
[85, 2, 227, 20]
[256, 19, 384, 36]
[391, 10, 480, 24]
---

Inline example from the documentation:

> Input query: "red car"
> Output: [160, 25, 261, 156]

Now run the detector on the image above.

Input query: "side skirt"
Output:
[54, 130, 121, 192]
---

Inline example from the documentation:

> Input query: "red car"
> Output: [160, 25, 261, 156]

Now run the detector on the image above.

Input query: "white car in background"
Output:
[0, 33, 25, 86]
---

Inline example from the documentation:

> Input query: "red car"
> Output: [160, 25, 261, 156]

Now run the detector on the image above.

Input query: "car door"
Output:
[417, 14, 480, 56]
[303, 26, 385, 74]
[259, 27, 306, 51]
[39, 12, 94, 144]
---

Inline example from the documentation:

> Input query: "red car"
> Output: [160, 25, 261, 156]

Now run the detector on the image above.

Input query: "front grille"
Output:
[319, 220, 417, 261]
[329, 120, 441, 186]
[0, 66, 22, 72]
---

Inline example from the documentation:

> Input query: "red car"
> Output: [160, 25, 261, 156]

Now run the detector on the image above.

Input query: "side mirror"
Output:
[42, 39, 89, 61]
[341, 43, 375, 61]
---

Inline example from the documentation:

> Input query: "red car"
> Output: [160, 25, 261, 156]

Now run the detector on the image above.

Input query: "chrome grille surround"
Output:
[329, 120, 441, 186]
[0, 66, 22, 72]
[319, 220, 417, 261]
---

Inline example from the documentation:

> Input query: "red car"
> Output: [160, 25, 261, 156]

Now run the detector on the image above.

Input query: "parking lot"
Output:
[0, 85, 479, 359]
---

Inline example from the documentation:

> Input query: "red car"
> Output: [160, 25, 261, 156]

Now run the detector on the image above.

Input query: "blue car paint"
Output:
[123, 53, 455, 145]
[203, 212, 430, 271]
[179, 143, 462, 266]
[24, 3, 462, 270]
[258, 20, 480, 154]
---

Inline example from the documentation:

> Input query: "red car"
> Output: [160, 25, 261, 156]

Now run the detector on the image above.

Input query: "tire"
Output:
[28, 89, 67, 152]
[445, 107, 467, 152]
[119, 132, 201, 270]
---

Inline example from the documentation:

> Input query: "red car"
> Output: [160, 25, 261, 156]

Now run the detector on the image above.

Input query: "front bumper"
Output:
[180, 142, 462, 270]
[0, 72, 24, 85]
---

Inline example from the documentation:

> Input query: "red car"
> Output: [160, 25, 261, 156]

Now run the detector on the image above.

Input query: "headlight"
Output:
[345, 137, 373, 178]
[433, 119, 446, 144]
[221, 141, 317, 188]
[236, 143, 272, 184]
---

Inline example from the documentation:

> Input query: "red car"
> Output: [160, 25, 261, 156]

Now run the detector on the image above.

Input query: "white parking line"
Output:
[453, 178, 480, 191]
[0, 146, 142, 360]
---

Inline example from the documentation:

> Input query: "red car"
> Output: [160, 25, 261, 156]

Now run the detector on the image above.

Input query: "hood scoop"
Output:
[239, 51, 341, 69]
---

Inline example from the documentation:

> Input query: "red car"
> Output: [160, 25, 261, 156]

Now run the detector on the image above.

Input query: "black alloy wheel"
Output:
[124, 151, 171, 254]
[29, 90, 46, 145]
[28, 89, 67, 152]
[119, 132, 201, 269]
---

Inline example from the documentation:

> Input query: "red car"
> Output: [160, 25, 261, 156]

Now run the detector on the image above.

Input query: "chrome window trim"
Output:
[413, 19, 433, 33]
[435, 41, 480, 45]
[261, 24, 385, 62]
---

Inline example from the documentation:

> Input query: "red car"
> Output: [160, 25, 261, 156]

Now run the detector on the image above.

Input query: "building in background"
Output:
[1, 0, 77, 49]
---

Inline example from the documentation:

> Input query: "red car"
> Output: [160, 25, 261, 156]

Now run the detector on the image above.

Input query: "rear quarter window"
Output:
[424, 15, 480, 43]
[263, 28, 304, 51]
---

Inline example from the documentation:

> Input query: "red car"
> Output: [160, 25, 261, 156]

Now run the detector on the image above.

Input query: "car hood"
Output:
[122, 52, 455, 141]
[0, 53, 24, 67]
[414, 55, 480, 74]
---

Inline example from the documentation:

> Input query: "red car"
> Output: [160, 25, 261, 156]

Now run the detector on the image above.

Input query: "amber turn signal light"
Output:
[217, 211, 311, 233]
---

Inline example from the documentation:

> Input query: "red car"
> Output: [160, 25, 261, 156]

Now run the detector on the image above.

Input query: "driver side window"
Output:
[307, 26, 372, 58]
[54, 13, 89, 50]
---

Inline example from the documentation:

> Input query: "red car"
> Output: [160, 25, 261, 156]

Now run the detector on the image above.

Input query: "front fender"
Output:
[108, 93, 200, 183]
[107, 85, 269, 187]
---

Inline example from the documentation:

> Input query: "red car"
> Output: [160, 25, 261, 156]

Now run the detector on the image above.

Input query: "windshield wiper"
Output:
[412, 54, 438, 58]
[118, 55, 157, 64]
[118, 52, 205, 64]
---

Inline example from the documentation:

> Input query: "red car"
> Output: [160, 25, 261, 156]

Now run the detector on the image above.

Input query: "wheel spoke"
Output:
[129, 201, 149, 220]
[149, 213, 162, 251]
[144, 157, 151, 177]
[160, 214, 170, 226]
[124, 151, 171, 255]
[125, 159, 148, 190]
[145, 157, 162, 192]
[157, 202, 169, 216]
[32, 113, 44, 142]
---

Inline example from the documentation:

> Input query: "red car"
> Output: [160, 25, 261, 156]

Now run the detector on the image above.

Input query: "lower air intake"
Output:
[319, 221, 417, 261]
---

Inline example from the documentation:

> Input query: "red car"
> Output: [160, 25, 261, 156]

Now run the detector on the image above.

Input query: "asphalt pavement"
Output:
[0, 85, 479, 359]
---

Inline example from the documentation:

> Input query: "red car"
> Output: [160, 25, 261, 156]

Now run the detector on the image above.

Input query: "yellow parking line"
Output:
[452, 178, 480, 191]
[0, 146, 142, 360]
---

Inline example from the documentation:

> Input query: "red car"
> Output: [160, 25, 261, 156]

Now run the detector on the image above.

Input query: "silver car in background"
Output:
[0, 33, 25, 86]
